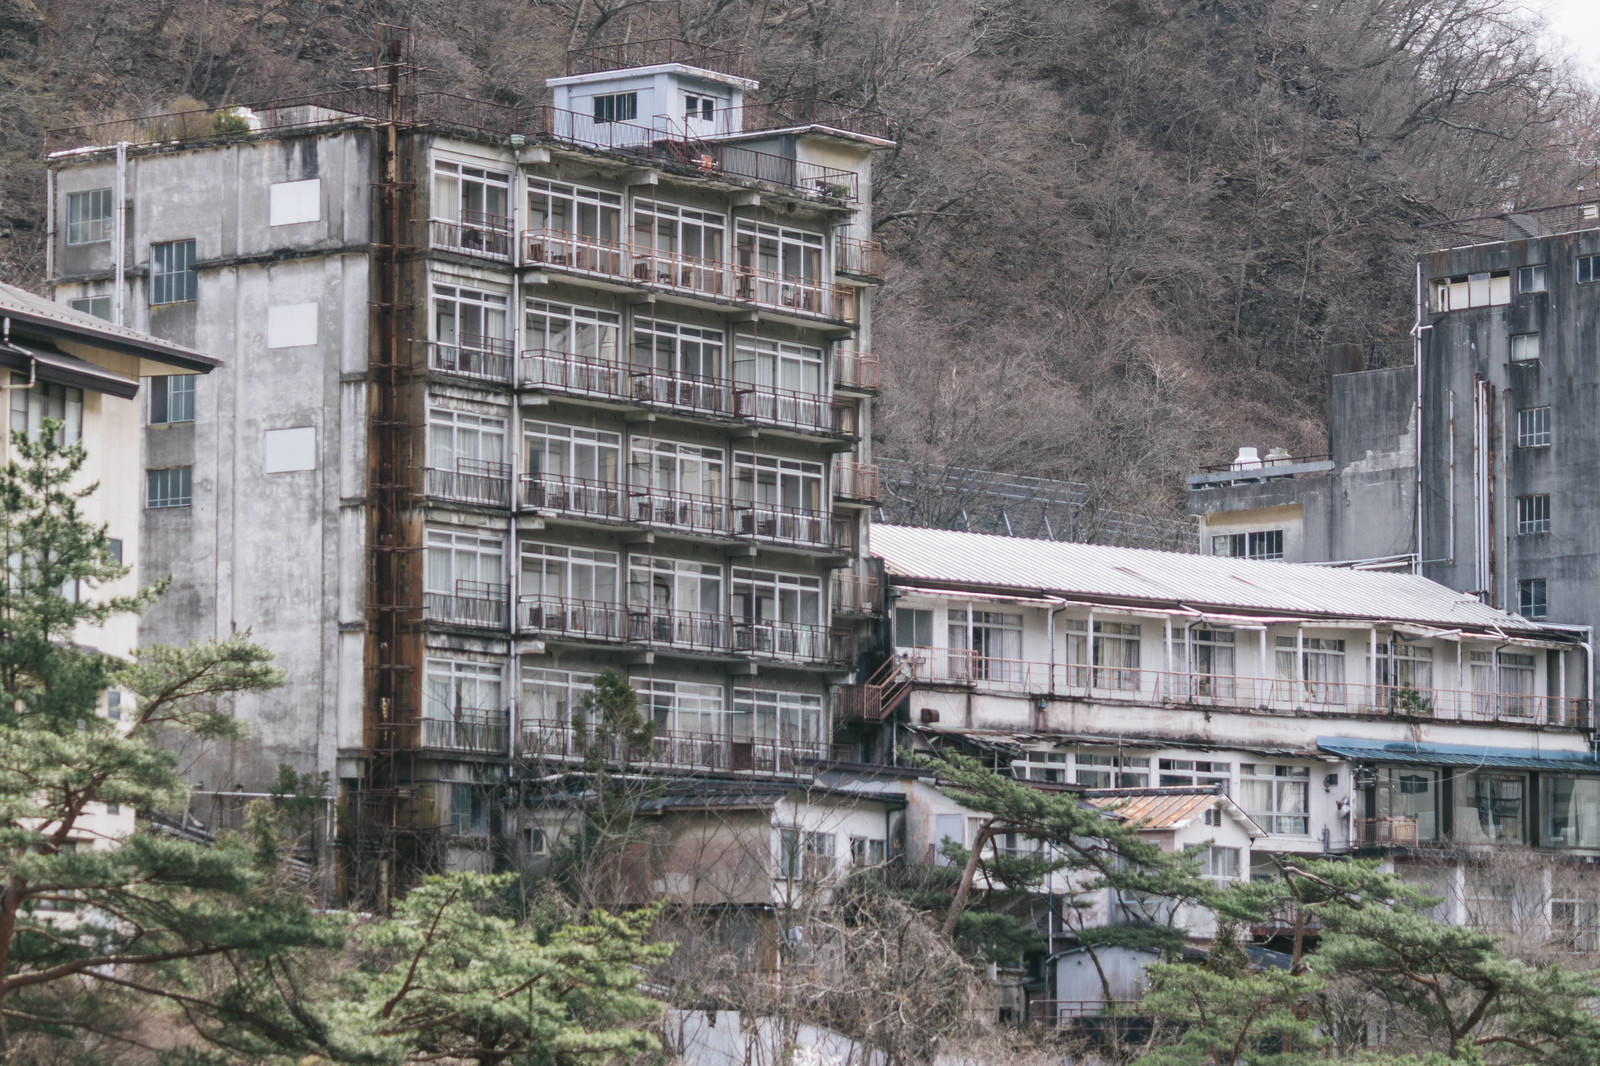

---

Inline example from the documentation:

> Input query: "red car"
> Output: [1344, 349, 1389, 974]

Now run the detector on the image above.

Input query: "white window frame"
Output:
[66, 188, 113, 245]
[151, 240, 196, 305]
[423, 657, 503, 721]
[524, 299, 621, 364]
[1518, 578, 1548, 619]
[592, 92, 638, 123]
[629, 439, 725, 524]
[636, 677, 725, 736]
[145, 467, 192, 509]
[428, 408, 506, 470]
[627, 555, 724, 629]
[147, 374, 196, 425]
[68, 295, 112, 321]
[1212, 529, 1283, 559]
[520, 542, 619, 604]
[424, 527, 505, 612]
[733, 687, 825, 747]
[432, 283, 510, 352]
[11, 376, 84, 444]
[431, 159, 510, 227]
[1517, 406, 1551, 448]
[1518, 264, 1547, 293]
[1074, 751, 1149, 789]
[1517, 494, 1551, 535]
[526, 178, 623, 245]
[1239, 763, 1310, 835]
[1203, 845, 1242, 881]
[1510, 333, 1540, 362]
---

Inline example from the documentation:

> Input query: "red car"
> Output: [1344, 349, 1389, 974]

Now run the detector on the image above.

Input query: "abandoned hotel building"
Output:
[40, 41, 1600, 996]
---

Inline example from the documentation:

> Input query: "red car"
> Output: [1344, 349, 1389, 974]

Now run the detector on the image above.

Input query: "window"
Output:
[524, 299, 622, 387]
[1471, 649, 1535, 716]
[1431, 270, 1511, 310]
[1239, 763, 1310, 835]
[1517, 494, 1550, 534]
[850, 836, 887, 867]
[105, 803, 120, 815]
[592, 92, 638, 123]
[732, 453, 825, 539]
[69, 295, 111, 320]
[685, 93, 717, 120]
[424, 528, 505, 626]
[146, 467, 192, 509]
[66, 189, 112, 245]
[428, 408, 506, 477]
[732, 568, 823, 657]
[1013, 751, 1068, 783]
[450, 783, 487, 836]
[1211, 529, 1283, 560]
[106, 539, 122, 564]
[1542, 776, 1600, 848]
[1377, 637, 1433, 707]
[1159, 758, 1230, 792]
[732, 334, 827, 428]
[1518, 578, 1548, 619]
[433, 283, 510, 358]
[1374, 767, 1439, 842]
[150, 240, 196, 304]
[732, 688, 824, 749]
[627, 556, 724, 648]
[1274, 635, 1346, 704]
[432, 161, 509, 227]
[10, 376, 83, 443]
[524, 827, 546, 854]
[525, 178, 623, 268]
[1075, 751, 1149, 789]
[1461, 772, 1526, 844]
[636, 677, 725, 737]
[1579, 255, 1600, 284]
[948, 607, 1024, 683]
[1510, 333, 1540, 362]
[1203, 846, 1241, 881]
[1552, 900, 1600, 952]
[105, 689, 121, 722]
[734, 220, 826, 309]
[895, 607, 933, 649]
[632, 201, 725, 285]
[1093, 621, 1141, 690]
[520, 544, 619, 621]
[630, 439, 725, 530]
[1518, 264, 1547, 293]
[1187, 628, 1236, 699]
[1517, 407, 1551, 448]
[631, 317, 725, 410]
[148, 375, 195, 424]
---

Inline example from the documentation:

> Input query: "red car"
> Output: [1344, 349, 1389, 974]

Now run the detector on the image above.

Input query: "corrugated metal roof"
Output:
[0, 281, 219, 371]
[1317, 737, 1600, 772]
[873, 525, 1565, 635]
[1083, 789, 1220, 829]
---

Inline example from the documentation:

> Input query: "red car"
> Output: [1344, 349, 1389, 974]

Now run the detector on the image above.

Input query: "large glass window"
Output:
[1431, 270, 1510, 310]
[10, 376, 83, 444]
[1187, 628, 1235, 699]
[423, 658, 503, 721]
[525, 421, 621, 499]
[524, 300, 622, 392]
[151, 240, 196, 305]
[592, 92, 638, 123]
[1239, 763, 1310, 835]
[1075, 751, 1149, 789]
[636, 677, 724, 736]
[526, 178, 623, 270]
[733, 568, 823, 657]
[145, 467, 192, 509]
[895, 607, 934, 649]
[431, 160, 511, 255]
[735, 220, 825, 309]
[947, 607, 1023, 683]
[1542, 776, 1600, 848]
[428, 408, 506, 471]
[520, 543, 618, 604]
[732, 452, 824, 540]
[632, 200, 725, 285]
[433, 283, 509, 352]
[424, 527, 505, 626]
[1093, 621, 1141, 691]
[1461, 772, 1526, 844]
[1159, 758, 1230, 792]
[66, 189, 113, 245]
[627, 555, 724, 647]
[732, 334, 826, 427]
[1211, 530, 1283, 560]
[521, 667, 597, 726]
[1373, 767, 1439, 843]
[1517, 407, 1551, 448]
[629, 439, 724, 530]
[1470, 650, 1535, 718]
[732, 688, 824, 748]
[631, 318, 725, 411]
[1274, 635, 1347, 704]
[1377, 636, 1433, 712]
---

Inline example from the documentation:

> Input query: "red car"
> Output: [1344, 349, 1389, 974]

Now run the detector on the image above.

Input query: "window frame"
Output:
[1517, 406, 1552, 448]
[1212, 529, 1283, 560]
[1578, 255, 1600, 285]
[145, 466, 193, 509]
[1518, 577, 1548, 619]
[1516, 494, 1551, 535]
[592, 92, 638, 123]
[1510, 333, 1541, 363]
[68, 295, 112, 321]
[10, 375, 84, 444]
[1518, 264, 1547, 293]
[150, 240, 197, 305]
[1238, 762, 1311, 835]
[147, 374, 196, 425]
[65, 188, 113, 246]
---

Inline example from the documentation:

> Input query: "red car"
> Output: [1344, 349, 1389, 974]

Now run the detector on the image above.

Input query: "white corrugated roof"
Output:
[872, 525, 1565, 636]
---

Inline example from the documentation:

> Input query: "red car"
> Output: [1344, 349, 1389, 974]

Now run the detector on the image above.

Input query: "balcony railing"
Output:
[732, 620, 851, 664]
[732, 385, 838, 434]
[519, 716, 825, 775]
[519, 349, 628, 400]
[424, 579, 509, 629]
[627, 607, 729, 654]
[520, 474, 627, 521]
[428, 339, 514, 384]
[431, 212, 513, 260]
[1356, 817, 1425, 847]
[523, 229, 628, 280]
[834, 349, 881, 391]
[733, 503, 834, 550]
[833, 460, 881, 502]
[831, 572, 879, 615]
[629, 370, 733, 418]
[517, 595, 626, 642]
[427, 458, 511, 508]
[629, 245, 728, 299]
[893, 649, 1592, 728]
[835, 235, 884, 278]
[733, 268, 858, 322]
[629, 488, 729, 536]
[421, 709, 508, 754]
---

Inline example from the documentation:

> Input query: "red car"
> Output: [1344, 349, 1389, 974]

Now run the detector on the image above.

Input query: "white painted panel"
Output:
[263, 426, 316, 473]
[269, 178, 321, 226]
[266, 302, 318, 348]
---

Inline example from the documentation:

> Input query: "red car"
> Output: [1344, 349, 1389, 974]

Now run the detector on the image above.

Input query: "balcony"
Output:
[629, 370, 733, 419]
[833, 460, 880, 503]
[428, 339, 514, 385]
[733, 503, 837, 551]
[834, 349, 880, 392]
[431, 212, 513, 261]
[732, 620, 853, 665]
[424, 579, 509, 630]
[732, 385, 837, 435]
[835, 235, 884, 279]
[1356, 817, 1426, 847]
[893, 649, 1592, 728]
[421, 709, 508, 754]
[519, 349, 628, 401]
[519, 716, 825, 776]
[733, 268, 858, 323]
[629, 246, 728, 299]
[520, 473, 627, 522]
[831, 572, 879, 615]
[523, 229, 628, 280]
[427, 459, 511, 508]
[627, 607, 729, 654]
[629, 488, 730, 537]
[517, 595, 626, 643]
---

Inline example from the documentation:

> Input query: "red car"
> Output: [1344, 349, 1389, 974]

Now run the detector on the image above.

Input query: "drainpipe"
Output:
[1413, 262, 1430, 573]
[114, 141, 129, 326]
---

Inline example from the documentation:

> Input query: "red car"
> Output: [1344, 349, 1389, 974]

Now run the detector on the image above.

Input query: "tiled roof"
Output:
[872, 524, 1565, 637]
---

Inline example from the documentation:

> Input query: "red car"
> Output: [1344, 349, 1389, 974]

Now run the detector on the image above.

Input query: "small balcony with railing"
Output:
[833, 460, 881, 504]
[426, 458, 512, 509]
[732, 502, 842, 552]
[629, 488, 730, 537]
[516, 595, 627, 644]
[835, 235, 884, 280]
[733, 268, 858, 324]
[421, 708, 509, 755]
[519, 717, 825, 776]
[629, 369, 733, 419]
[424, 579, 509, 631]
[427, 338, 515, 386]
[522, 229, 628, 280]
[519, 473, 628, 523]
[519, 349, 628, 401]
[892, 649, 1592, 729]
[626, 607, 730, 655]
[732, 619, 854, 666]
[732, 385, 853, 438]
[431, 211, 514, 261]
[833, 349, 881, 393]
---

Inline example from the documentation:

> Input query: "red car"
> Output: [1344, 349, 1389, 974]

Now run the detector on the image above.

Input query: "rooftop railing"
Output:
[1424, 199, 1600, 248]
[895, 649, 1591, 728]
[565, 39, 751, 79]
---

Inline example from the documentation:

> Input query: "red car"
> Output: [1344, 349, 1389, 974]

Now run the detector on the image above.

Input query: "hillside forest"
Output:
[2, 0, 1596, 521]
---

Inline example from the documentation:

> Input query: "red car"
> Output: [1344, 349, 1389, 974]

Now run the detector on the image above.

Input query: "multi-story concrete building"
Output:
[1188, 201, 1600, 641]
[44, 38, 889, 901]
[0, 280, 218, 849]
[852, 525, 1600, 953]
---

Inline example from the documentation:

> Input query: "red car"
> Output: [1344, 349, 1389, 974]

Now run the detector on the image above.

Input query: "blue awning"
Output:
[1318, 736, 1600, 773]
